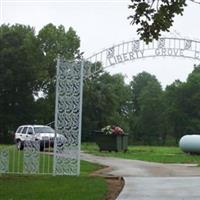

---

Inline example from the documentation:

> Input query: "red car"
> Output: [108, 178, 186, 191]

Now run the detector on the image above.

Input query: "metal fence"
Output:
[0, 139, 53, 175]
[0, 58, 84, 176]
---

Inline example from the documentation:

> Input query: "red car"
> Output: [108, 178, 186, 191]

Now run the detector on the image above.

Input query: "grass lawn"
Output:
[82, 143, 200, 165]
[0, 174, 107, 200]
[0, 145, 107, 200]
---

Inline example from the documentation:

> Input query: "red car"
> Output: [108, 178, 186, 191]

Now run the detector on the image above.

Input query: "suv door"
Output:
[21, 126, 28, 141]
[16, 126, 27, 150]
[15, 126, 23, 141]
[26, 127, 35, 141]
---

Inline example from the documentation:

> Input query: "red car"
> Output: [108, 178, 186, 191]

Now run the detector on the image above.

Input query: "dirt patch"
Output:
[91, 166, 124, 200]
[105, 176, 124, 200]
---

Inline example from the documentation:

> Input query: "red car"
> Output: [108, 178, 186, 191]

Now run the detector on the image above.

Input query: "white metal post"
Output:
[53, 55, 60, 176]
[77, 60, 84, 176]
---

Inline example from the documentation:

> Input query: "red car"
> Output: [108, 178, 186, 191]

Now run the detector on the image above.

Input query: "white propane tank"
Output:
[179, 135, 200, 154]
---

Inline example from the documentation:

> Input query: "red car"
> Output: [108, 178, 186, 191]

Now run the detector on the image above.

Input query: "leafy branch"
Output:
[128, 0, 187, 43]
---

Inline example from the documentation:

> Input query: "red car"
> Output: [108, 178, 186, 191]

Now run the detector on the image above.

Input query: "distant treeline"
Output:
[1, 24, 200, 145]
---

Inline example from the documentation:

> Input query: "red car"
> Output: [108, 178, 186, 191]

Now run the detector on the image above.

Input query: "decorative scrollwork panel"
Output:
[0, 148, 9, 173]
[54, 59, 83, 176]
[107, 47, 115, 58]
[23, 141, 40, 174]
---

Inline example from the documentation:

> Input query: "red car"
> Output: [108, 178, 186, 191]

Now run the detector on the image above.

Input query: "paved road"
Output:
[118, 177, 200, 200]
[81, 152, 200, 200]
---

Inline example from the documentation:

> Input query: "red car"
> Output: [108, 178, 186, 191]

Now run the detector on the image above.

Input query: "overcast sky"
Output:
[1, 0, 200, 88]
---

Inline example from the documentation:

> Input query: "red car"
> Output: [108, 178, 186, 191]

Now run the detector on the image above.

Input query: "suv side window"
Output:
[17, 127, 23, 133]
[27, 127, 34, 135]
[22, 127, 28, 134]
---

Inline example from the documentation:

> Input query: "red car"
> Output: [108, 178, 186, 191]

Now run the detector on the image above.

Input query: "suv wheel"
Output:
[16, 140, 24, 150]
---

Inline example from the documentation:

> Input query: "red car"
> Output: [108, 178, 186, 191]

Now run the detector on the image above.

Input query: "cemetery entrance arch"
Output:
[1, 37, 200, 176]
[84, 37, 200, 78]
[54, 37, 200, 175]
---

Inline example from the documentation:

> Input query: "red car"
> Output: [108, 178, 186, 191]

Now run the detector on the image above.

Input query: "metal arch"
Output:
[84, 37, 200, 78]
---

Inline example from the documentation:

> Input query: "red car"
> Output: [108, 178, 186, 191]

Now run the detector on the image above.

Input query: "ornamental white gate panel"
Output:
[53, 58, 83, 176]
[0, 141, 53, 175]
[23, 141, 40, 174]
[0, 148, 9, 173]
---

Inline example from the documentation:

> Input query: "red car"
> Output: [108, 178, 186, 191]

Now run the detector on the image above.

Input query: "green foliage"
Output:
[0, 23, 81, 142]
[0, 24, 43, 142]
[35, 24, 81, 124]
[128, 0, 187, 43]
[128, 66, 200, 145]
[165, 80, 188, 142]
[82, 72, 131, 141]
[129, 72, 164, 145]
[164, 66, 200, 143]
[38, 24, 80, 83]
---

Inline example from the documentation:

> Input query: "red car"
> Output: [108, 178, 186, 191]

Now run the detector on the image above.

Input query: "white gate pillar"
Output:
[53, 57, 83, 176]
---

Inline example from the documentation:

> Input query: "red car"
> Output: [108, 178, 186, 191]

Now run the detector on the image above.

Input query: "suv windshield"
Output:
[34, 126, 55, 134]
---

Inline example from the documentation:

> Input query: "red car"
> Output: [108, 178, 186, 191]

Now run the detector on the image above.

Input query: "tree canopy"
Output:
[0, 23, 81, 142]
[0, 24, 43, 142]
[128, 0, 187, 43]
[82, 72, 131, 141]
[129, 72, 164, 144]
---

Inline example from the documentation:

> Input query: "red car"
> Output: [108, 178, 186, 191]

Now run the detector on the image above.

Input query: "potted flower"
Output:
[94, 125, 128, 152]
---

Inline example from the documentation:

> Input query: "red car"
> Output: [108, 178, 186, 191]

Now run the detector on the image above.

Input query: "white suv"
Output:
[14, 125, 62, 151]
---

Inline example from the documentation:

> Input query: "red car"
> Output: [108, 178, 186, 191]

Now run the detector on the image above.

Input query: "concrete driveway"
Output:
[81, 152, 200, 200]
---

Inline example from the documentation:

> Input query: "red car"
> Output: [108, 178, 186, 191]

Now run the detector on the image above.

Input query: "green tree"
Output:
[164, 80, 189, 143]
[130, 71, 158, 114]
[128, 0, 187, 43]
[0, 24, 42, 142]
[0, 23, 81, 142]
[38, 23, 80, 84]
[129, 72, 164, 144]
[35, 24, 81, 124]
[82, 72, 131, 141]
[164, 66, 200, 143]
[183, 66, 200, 133]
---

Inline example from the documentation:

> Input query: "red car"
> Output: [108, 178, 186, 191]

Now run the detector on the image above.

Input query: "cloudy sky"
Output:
[1, 0, 200, 88]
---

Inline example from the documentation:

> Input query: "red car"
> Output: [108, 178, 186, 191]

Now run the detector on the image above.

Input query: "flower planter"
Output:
[94, 131, 128, 152]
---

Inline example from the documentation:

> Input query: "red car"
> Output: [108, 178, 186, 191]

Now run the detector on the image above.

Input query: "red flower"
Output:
[111, 126, 124, 134]
[101, 125, 124, 135]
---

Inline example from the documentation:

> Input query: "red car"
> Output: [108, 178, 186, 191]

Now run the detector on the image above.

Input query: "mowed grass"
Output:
[82, 143, 200, 165]
[0, 145, 107, 200]
[0, 175, 106, 200]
